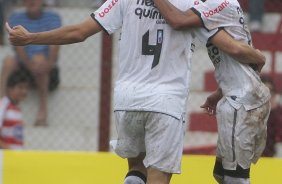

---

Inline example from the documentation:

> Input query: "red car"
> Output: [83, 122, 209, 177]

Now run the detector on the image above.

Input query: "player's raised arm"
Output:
[153, 0, 202, 29]
[6, 18, 102, 46]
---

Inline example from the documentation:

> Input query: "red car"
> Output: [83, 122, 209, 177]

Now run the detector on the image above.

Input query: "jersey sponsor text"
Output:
[202, 0, 230, 18]
[98, 0, 119, 17]
[135, 0, 165, 22]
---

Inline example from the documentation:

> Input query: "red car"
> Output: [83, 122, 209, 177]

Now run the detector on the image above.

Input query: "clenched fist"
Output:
[6, 22, 33, 46]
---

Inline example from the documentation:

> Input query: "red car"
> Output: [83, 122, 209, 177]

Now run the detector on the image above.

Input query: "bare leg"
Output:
[33, 70, 49, 126]
[30, 54, 50, 126]
[124, 153, 147, 184]
[147, 167, 172, 184]
[0, 56, 18, 97]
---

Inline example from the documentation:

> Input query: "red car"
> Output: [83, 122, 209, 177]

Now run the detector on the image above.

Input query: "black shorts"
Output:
[18, 64, 60, 92]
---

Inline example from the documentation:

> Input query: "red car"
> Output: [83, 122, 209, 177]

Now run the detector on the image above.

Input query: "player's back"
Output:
[94, 0, 195, 118]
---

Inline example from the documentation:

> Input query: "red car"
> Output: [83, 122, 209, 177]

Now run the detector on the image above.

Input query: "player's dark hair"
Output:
[7, 70, 29, 88]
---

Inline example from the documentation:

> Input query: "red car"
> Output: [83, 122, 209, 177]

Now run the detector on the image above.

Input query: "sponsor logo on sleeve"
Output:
[202, 0, 230, 18]
[98, 0, 119, 18]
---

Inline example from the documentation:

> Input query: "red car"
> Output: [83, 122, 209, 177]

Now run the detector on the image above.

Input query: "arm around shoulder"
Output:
[153, 0, 202, 29]
[210, 30, 266, 68]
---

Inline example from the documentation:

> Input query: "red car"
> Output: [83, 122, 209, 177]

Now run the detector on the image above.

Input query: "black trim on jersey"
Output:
[190, 7, 209, 31]
[90, 13, 110, 35]
[206, 27, 224, 46]
[126, 170, 147, 183]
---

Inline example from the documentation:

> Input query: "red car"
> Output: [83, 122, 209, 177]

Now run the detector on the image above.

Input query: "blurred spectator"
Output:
[261, 75, 282, 157]
[0, 0, 62, 126]
[248, 0, 264, 32]
[0, 70, 29, 149]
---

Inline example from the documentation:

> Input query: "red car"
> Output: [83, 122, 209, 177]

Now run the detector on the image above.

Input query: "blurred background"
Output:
[0, 0, 281, 158]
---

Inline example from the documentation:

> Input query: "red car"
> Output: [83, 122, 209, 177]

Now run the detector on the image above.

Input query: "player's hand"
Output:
[6, 22, 32, 46]
[200, 99, 217, 116]
[200, 91, 222, 116]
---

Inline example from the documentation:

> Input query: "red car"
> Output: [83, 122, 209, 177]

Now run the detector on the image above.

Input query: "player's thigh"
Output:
[236, 101, 270, 166]
[215, 98, 236, 163]
[113, 111, 146, 158]
[144, 112, 185, 174]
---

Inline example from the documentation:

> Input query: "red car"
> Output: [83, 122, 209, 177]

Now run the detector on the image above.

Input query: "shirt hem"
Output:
[113, 107, 182, 120]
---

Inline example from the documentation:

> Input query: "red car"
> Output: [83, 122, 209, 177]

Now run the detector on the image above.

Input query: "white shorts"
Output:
[112, 111, 186, 174]
[216, 98, 270, 170]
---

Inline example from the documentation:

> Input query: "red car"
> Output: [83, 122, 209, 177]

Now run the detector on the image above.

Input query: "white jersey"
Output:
[192, 0, 270, 110]
[92, 0, 194, 119]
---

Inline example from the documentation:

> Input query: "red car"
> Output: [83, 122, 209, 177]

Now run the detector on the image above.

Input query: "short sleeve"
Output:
[193, 27, 219, 45]
[191, 0, 236, 31]
[91, 0, 126, 34]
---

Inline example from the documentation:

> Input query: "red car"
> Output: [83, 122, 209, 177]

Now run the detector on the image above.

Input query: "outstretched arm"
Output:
[153, 0, 201, 29]
[6, 18, 102, 46]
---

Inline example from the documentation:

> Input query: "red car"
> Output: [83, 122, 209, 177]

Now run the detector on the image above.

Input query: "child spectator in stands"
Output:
[261, 75, 282, 157]
[0, 70, 29, 149]
[0, 0, 62, 126]
[248, 0, 264, 32]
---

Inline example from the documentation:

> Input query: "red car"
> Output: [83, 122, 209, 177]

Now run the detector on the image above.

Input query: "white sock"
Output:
[124, 175, 146, 184]
[224, 176, 250, 184]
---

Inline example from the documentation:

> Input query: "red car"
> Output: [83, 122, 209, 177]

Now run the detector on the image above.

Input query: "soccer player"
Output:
[152, 0, 271, 183]
[5, 0, 266, 183]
